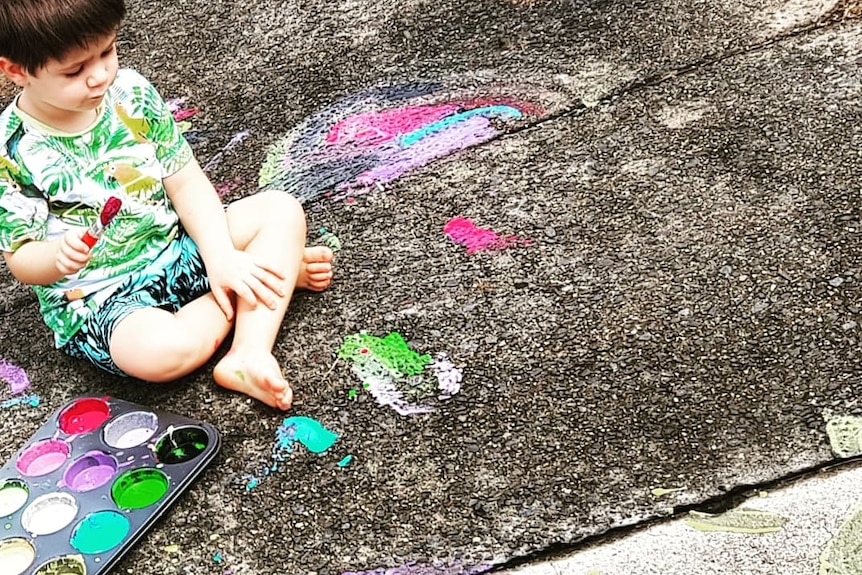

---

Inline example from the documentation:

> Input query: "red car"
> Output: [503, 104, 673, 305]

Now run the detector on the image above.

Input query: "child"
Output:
[0, 0, 334, 411]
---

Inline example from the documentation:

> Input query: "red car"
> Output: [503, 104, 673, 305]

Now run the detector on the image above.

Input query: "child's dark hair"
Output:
[0, 0, 126, 73]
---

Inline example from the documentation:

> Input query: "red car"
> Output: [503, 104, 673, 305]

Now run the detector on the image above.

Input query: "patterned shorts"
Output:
[60, 231, 210, 376]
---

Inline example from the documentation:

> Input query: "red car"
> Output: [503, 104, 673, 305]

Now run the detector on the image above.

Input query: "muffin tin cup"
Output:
[0, 396, 220, 575]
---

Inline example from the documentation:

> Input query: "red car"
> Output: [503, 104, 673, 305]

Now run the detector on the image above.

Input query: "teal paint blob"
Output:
[280, 417, 338, 453]
[70, 510, 130, 554]
[337, 455, 353, 467]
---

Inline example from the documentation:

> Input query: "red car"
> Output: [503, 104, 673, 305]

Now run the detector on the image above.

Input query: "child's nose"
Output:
[87, 66, 109, 88]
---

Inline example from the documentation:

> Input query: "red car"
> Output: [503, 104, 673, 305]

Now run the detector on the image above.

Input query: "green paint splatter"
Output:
[820, 503, 862, 574]
[348, 389, 357, 399]
[684, 508, 788, 534]
[234, 370, 246, 383]
[338, 332, 431, 376]
[826, 415, 862, 458]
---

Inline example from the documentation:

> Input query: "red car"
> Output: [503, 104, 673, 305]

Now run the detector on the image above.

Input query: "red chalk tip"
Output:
[100, 196, 122, 226]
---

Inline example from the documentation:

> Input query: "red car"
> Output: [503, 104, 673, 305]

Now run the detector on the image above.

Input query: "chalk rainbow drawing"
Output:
[241, 415, 339, 491]
[257, 81, 550, 203]
[338, 332, 463, 415]
[443, 216, 531, 253]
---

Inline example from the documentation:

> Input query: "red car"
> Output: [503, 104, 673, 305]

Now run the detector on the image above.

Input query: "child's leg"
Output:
[212, 191, 332, 409]
[109, 191, 333, 409]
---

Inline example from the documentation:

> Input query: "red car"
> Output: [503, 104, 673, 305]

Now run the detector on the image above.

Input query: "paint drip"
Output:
[318, 227, 343, 252]
[257, 80, 549, 204]
[443, 217, 531, 253]
[241, 416, 338, 491]
[338, 333, 463, 415]
[0, 395, 39, 409]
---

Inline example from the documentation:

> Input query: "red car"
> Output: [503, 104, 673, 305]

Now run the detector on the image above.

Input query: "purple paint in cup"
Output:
[16, 439, 70, 477]
[63, 451, 118, 492]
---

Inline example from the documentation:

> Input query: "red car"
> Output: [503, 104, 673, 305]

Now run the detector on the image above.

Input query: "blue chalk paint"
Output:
[399, 106, 522, 147]
[280, 416, 338, 454]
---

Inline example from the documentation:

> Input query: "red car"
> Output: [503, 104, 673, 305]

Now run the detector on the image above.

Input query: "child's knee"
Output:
[260, 190, 306, 226]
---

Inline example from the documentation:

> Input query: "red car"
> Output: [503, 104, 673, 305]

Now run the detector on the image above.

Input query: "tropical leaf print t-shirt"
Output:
[0, 68, 193, 347]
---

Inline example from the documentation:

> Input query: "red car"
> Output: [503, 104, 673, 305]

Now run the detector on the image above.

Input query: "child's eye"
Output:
[101, 43, 116, 57]
[65, 67, 83, 77]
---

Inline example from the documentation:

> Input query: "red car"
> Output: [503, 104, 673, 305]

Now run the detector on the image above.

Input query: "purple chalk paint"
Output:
[335, 115, 496, 197]
[341, 559, 492, 575]
[63, 451, 118, 492]
[0, 360, 30, 394]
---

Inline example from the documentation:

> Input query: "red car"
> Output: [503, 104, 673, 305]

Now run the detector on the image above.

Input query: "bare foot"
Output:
[213, 350, 293, 410]
[298, 245, 334, 292]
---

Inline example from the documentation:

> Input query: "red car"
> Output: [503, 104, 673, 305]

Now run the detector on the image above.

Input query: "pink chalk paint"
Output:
[0, 360, 30, 394]
[443, 217, 530, 253]
[16, 439, 70, 477]
[172, 107, 199, 122]
[326, 105, 459, 147]
[215, 176, 244, 197]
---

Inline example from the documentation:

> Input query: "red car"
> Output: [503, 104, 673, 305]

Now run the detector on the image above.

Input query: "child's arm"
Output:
[163, 159, 287, 321]
[3, 229, 92, 285]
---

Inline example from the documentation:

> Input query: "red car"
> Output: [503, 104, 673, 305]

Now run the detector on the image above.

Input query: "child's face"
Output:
[7, 33, 119, 123]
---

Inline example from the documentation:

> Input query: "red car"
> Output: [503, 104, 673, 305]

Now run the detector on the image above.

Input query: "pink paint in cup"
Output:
[16, 439, 70, 477]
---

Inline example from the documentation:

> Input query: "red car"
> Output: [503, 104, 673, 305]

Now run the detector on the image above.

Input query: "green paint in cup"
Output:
[111, 468, 169, 510]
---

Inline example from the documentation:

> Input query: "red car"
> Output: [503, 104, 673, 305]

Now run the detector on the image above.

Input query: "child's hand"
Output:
[207, 249, 287, 321]
[55, 229, 93, 276]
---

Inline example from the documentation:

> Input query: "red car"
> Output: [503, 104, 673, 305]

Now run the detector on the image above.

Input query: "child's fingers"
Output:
[63, 229, 92, 254]
[253, 257, 287, 280]
[252, 267, 287, 298]
[56, 233, 92, 275]
[242, 273, 278, 310]
[211, 287, 235, 321]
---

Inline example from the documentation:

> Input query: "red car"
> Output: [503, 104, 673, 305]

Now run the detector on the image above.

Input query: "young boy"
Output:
[0, 0, 333, 411]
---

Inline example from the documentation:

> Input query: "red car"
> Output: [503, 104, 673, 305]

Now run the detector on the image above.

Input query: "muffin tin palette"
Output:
[0, 396, 220, 574]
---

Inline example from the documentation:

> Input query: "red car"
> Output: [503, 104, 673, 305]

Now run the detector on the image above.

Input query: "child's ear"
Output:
[0, 58, 30, 87]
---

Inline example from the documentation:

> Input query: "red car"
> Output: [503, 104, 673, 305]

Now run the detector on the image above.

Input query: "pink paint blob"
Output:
[16, 439, 70, 477]
[326, 105, 458, 147]
[58, 397, 111, 434]
[172, 107, 199, 122]
[443, 216, 530, 253]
